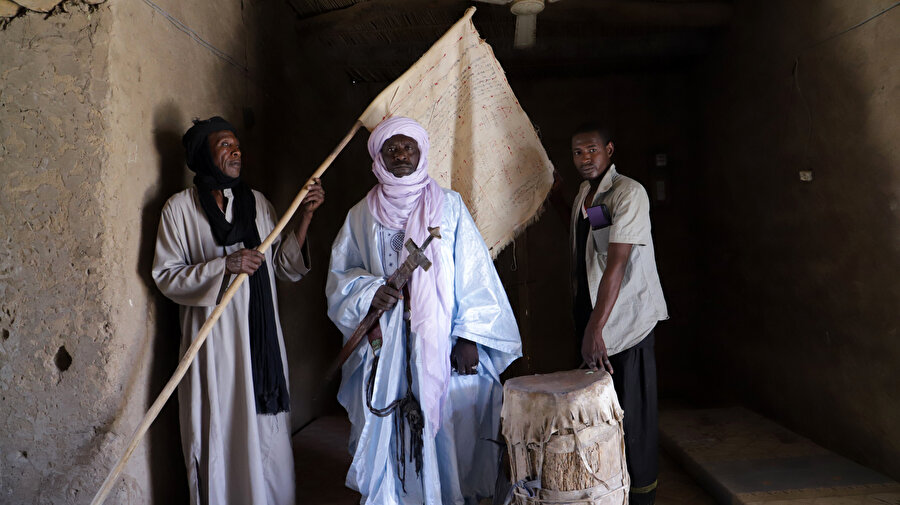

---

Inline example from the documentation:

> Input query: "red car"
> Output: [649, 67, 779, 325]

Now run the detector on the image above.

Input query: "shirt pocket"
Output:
[590, 227, 610, 256]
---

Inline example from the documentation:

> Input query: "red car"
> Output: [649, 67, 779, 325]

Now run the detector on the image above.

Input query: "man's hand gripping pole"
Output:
[89, 121, 364, 505]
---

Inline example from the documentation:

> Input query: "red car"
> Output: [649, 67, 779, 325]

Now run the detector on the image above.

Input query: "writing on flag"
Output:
[359, 7, 554, 258]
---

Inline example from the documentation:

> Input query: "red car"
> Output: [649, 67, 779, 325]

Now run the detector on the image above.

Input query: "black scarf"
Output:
[182, 117, 290, 415]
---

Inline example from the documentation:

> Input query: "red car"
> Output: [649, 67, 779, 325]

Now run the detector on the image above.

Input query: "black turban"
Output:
[182, 116, 240, 189]
[181, 117, 290, 415]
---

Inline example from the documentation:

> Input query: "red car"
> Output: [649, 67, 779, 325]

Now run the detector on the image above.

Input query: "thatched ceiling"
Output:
[289, 0, 733, 82]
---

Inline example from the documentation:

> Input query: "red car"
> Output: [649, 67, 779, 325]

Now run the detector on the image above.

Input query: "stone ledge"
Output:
[660, 407, 900, 504]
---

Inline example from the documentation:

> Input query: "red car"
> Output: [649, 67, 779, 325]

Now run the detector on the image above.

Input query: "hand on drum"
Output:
[582, 319, 614, 374]
[451, 338, 479, 375]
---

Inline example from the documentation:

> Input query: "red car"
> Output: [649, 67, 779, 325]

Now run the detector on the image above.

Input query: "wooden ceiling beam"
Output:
[294, 0, 467, 34]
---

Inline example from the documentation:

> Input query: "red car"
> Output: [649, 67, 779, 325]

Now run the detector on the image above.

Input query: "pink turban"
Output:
[366, 117, 452, 436]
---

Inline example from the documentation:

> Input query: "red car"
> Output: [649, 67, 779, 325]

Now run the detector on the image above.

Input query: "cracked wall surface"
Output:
[0, 0, 289, 502]
[0, 0, 104, 18]
[0, 4, 124, 504]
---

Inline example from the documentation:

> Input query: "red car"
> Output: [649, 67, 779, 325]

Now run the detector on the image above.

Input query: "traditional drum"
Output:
[501, 369, 628, 505]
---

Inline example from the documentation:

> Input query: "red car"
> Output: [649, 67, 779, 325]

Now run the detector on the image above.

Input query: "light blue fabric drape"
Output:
[326, 189, 521, 505]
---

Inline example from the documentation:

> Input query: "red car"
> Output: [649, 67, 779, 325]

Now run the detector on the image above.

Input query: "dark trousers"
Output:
[608, 332, 658, 504]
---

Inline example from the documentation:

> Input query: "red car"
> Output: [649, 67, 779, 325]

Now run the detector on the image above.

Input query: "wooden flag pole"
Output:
[91, 120, 363, 505]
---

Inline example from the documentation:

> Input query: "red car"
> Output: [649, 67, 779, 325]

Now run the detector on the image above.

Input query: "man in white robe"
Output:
[152, 117, 324, 504]
[326, 117, 521, 505]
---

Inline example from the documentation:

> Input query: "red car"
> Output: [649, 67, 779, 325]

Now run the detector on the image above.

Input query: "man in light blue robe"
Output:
[326, 117, 521, 505]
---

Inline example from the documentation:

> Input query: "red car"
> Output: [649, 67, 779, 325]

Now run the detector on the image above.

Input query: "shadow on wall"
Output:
[696, 0, 900, 479]
[132, 102, 191, 504]
[245, 1, 382, 430]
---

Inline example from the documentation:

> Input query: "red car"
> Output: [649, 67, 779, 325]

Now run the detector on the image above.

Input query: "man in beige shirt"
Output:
[570, 122, 668, 505]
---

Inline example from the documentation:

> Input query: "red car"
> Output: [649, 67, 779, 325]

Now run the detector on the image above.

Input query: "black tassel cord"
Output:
[365, 302, 425, 494]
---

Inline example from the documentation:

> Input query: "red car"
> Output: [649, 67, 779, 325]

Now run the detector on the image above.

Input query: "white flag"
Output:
[359, 7, 554, 258]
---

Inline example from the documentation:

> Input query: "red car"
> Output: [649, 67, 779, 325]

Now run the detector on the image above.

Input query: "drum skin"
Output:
[501, 369, 629, 505]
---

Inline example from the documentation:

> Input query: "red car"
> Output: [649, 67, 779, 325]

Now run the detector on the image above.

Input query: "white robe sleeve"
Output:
[325, 207, 385, 338]
[448, 193, 522, 377]
[152, 200, 227, 307]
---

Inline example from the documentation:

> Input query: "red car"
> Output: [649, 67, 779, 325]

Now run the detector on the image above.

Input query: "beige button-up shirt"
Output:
[570, 164, 668, 355]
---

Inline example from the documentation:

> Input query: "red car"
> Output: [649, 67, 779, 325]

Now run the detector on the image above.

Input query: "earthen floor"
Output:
[292, 415, 715, 504]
